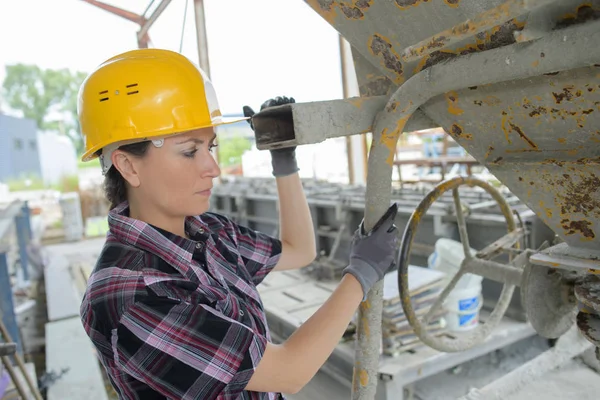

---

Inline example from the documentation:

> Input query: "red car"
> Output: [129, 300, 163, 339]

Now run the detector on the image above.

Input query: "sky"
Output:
[0, 0, 345, 116]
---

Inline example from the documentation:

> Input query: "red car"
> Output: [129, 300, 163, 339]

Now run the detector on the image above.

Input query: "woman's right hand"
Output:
[342, 203, 399, 300]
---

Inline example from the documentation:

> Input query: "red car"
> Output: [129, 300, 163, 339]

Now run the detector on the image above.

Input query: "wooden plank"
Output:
[1, 362, 37, 400]
[45, 318, 108, 400]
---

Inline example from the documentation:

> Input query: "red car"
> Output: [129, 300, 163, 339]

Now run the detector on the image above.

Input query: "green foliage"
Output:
[1, 63, 87, 153]
[78, 157, 101, 170]
[218, 133, 253, 167]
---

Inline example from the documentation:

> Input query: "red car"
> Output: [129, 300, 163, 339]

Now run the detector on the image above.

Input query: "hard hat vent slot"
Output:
[99, 90, 109, 102]
[126, 83, 139, 96]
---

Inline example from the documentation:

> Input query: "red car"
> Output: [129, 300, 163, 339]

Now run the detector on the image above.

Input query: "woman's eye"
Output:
[184, 149, 198, 158]
[209, 144, 219, 153]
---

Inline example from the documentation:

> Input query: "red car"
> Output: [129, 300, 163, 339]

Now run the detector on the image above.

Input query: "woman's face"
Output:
[126, 127, 221, 218]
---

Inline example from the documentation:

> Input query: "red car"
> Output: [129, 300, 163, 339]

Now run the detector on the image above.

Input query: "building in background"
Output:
[0, 114, 42, 183]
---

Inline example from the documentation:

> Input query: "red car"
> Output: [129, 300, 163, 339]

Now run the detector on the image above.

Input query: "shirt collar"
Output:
[107, 201, 223, 279]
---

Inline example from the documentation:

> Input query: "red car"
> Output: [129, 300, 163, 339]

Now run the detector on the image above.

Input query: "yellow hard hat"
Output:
[78, 48, 247, 162]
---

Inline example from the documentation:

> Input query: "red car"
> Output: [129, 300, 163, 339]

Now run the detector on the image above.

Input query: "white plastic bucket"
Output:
[428, 238, 484, 332]
[444, 283, 483, 332]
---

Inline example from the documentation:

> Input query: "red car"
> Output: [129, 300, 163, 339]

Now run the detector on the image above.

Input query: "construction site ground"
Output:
[42, 236, 600, 400]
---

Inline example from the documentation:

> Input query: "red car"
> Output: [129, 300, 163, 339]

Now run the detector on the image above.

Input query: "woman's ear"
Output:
[112, 150, 141, 188]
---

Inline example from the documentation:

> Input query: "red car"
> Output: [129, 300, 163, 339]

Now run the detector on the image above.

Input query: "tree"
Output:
[218, 133, 253, 168]
[1, 63, 88, 153]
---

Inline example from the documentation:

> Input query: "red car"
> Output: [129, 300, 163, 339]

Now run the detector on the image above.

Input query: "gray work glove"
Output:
[243, 96, 299, 177]
[343, 203, 399, 301]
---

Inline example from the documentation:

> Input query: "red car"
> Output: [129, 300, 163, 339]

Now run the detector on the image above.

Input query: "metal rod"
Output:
[0, 253, 20, 355]
[452, 188, 472, 259]
[463, 258, 523, 286]
[15, 205, 30, 282]
[137, 0, 172, 41]
[401, 0, 558, 62]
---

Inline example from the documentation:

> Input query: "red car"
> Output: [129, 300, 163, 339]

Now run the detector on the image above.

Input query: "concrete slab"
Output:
[44, 252, 80, 322]
[45, 317, 108, 400]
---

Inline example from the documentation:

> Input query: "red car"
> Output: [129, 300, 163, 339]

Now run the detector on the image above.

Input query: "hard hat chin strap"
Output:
[100, 139, 165, 176]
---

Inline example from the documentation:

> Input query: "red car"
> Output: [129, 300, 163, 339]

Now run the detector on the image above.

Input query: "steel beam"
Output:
[252, 96, 387, 150]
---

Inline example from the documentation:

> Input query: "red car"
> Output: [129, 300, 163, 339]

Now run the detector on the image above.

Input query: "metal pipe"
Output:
[463, 258, 523, 286]
[354, 21, 600, 397]
[372, 19, 600, 186]
[401, 0, 558, 62]
[137, 0, 172, 42]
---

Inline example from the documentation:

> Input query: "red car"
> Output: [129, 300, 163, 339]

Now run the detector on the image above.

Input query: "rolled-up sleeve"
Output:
[113, 296, 267, 400]
[231, 222, 282, 286]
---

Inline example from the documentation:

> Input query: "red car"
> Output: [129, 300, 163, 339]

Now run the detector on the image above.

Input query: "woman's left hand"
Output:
[243, 96, 299, 177]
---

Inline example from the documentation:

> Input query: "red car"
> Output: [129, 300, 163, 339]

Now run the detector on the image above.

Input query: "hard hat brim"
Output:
[80, 115, 250, 162]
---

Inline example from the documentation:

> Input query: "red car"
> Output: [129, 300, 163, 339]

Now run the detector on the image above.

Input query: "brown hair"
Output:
[103, 141, 151, 209]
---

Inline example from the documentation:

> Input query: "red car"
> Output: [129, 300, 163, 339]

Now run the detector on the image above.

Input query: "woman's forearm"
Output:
[246, 274, 364, 394]
[275, 173, 316, 258]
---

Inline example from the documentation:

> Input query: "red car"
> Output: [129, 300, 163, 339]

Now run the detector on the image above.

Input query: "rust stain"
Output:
[444, 0, 459, 7]
[414, 19, 525, 73]
[483, 96, 502, 106]
[558, 138, 567, 144]
[339, 0, 374, 19]
[561, 219, 596, 239]
[588, 269, 600, 275]
[501, 111, 512, 144]
[347, 97, 372, 108]
[540, 200, 553, 219]
[394, 0, 431, 10]
[556, 4, 600, 29]
[449, 123, 473, 140]
[359, 369, 369, 386]
[305, 0, 338, 24]
[532, 60, 540, 68]
[359, 75, 395, 97]
[509, 122, 538, 149]
[485, 145, 494, 159]
[379, 122, 405, 166]
[445, 91, 464, 116]
[552, 85, 583, 104]
[368, 34, 404, 84]
[549, 173, 600, 220]
[306, 0, 374, 22]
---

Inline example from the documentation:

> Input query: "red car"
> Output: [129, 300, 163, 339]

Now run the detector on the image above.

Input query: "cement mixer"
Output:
[250, 0, 600, 398]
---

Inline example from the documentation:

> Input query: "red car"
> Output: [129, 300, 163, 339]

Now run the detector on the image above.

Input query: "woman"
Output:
[78, 48, 398, 400]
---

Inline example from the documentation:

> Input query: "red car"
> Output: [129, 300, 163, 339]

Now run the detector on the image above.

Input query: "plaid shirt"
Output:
[80, 202, 284, 400]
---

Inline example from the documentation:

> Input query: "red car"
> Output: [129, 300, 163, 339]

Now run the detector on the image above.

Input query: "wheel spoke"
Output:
[423, 268, 466, 325]
[452, 188, 472, 259]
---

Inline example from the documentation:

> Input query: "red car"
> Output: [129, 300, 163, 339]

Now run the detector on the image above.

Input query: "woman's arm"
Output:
[273, 173, 317, 271]
[246, 273, 362, 393]
[246, 203, 399, 394]
[242, 96, 317, 272]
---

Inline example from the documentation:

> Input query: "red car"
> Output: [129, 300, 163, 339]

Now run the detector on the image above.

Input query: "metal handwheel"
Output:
[397, 176, 524, 352]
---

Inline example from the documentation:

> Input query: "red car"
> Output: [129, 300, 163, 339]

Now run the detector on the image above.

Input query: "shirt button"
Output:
[195, 242, 204, 250]
[199, 228, 205, 234]
[239, 310, 245, 317]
